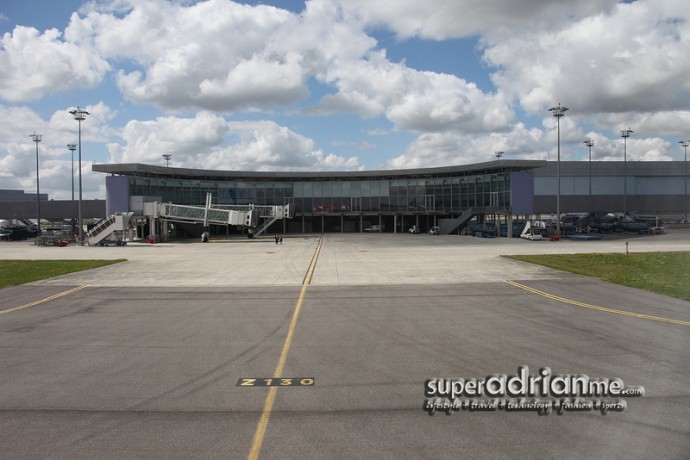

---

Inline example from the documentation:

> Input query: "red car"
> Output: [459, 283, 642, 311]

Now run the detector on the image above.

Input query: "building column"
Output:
[302, 215, 305, 233]
[394, 214, 397, 234]
[341, 214, 344, 233]
[508, 213, 513, 238]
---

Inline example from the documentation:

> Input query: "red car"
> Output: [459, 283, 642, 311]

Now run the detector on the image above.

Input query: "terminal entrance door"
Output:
[425, 194, 435, 211]
[490, 192, 499, 207]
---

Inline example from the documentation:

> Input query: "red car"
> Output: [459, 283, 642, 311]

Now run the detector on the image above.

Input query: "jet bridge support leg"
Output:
[148, 217, 158, 239]
[162, 220, 169, 241]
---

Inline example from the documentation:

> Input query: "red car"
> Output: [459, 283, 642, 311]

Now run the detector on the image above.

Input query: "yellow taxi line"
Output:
[0, 285, 89, 315]
[504, 280, 690, 327]
[247, 234, 324, 460]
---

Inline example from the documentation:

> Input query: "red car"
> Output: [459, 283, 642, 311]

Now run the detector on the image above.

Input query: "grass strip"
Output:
[505, 252, 690, 301]
[0, 259, 126, 288]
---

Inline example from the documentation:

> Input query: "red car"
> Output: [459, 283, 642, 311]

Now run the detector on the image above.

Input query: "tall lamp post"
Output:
[620, 128, 633, 216]
[69, 107, 89, 245]
[30, 132, 42, 234]
[548, 103, 569, 239]
[162, 154, 172, 167]
[494, 151, 503, 160]
[680, 140, 689, 223]
[583, 138, 594, 196]
[67, 144, 77, 201]
[67, 143, 77, 238]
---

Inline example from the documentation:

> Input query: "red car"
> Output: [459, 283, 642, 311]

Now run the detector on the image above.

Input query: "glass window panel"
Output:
[379, 180, 390, 196]
[351, 181, 361, 197]
[322, 181, 332, 197]
[361, 180, 371, 196]
[332, 182, 342, 196]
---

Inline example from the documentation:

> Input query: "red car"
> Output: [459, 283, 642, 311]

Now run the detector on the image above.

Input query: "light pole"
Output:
[67, 143, 77, 238]
[70, 107, 89, 245]
[583, 138, 594, 196]
[548, 103, 569, 239]
[680, 140, 689, 222]
[494, 151, 503, 160]
[30, 132, 42, 234]
[620, 128, 633, 216]
[162, 154, 172, 167]
[67, 144, 77, 201]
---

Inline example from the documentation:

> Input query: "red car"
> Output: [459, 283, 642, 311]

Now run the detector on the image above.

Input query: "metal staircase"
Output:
[87, 212, 133, 245]
[249, 204, 292, 237]
[438, 207, 477, 235]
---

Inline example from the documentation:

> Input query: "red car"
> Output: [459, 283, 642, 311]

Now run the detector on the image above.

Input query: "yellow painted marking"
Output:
[248, 234, 323, 460]
[0, 285, 89, 315]
[505, 280, 690, 327]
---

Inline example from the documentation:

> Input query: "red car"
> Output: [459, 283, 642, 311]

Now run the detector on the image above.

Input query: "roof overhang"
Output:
[93, 160, 546, 181]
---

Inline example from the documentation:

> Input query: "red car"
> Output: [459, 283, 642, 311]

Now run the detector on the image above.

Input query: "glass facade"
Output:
[128, 172, 511, 214]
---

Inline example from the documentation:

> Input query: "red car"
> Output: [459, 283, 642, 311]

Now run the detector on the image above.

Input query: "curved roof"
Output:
[93, 160, 546, 181]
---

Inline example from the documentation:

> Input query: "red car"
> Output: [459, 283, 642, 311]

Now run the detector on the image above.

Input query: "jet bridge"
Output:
[146, 193, 292, 238]
[91, 194, 292, 244]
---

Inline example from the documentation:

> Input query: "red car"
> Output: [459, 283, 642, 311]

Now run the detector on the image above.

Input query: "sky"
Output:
[1, 0, 689, 200]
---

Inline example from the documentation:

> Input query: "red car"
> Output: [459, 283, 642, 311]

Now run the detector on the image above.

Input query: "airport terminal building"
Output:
[94, 161, 539, 234]
[93, 160, 688, 235]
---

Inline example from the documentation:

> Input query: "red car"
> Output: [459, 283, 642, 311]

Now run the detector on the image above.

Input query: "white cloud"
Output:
[341, 0, 618, 40]
[0, 25, 109, 101]
[0, 103, 117, 199]
[584, 136, 673, 162]
[0, 102, 115, 153]
[591, 110, 690, 139]
[483, 1, 690, 116]
[66, 0, 375, 112]
[203, 120, 361, 170]
[315, 50, 514, 133]
[109, 111, 229, 163]
[109, 113, 361, 171]
[384, 123, 545, 169]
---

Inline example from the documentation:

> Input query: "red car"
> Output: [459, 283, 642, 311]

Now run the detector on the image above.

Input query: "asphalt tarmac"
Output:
[0, 231, 688, 459]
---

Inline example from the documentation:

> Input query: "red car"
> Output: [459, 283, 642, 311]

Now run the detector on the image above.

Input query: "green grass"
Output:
[0, 260, 126, 288]
[505, 252, 690, 301]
